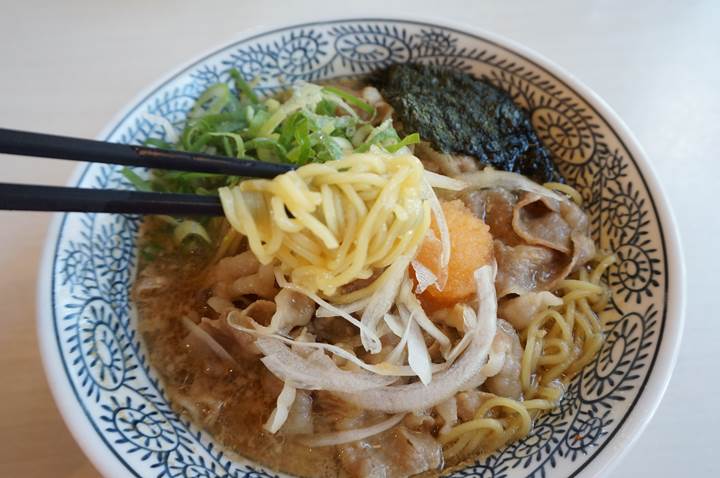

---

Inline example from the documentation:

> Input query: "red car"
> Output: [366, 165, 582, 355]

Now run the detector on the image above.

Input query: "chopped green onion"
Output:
[355, 118, 401, 152]
[386, 133, 421, 153]
[132, 71, 429, 236]
[209, 132, 245, 158]
[229, 69, 259, 104]
[162, 171, 225, 181]
[258, 83, 324, 137]
[322, 86, 375, 115]
[195, 186, 217, 196]
[143, 137, 173, 149]
[315, 98, 336, 116]
[157, 215, 179, 226]
[351, 124, 374, 147]
[173, 220, 211, 244]
[265, 98, 281, 112]
[189, 83, 232, 118]
[120, 167, 152, 192]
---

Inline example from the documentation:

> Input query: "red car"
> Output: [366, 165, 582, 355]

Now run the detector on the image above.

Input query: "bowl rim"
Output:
[36, 15, 686, 478]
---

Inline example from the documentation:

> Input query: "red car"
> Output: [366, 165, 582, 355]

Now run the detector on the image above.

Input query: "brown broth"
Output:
[134, 248, 341, 478]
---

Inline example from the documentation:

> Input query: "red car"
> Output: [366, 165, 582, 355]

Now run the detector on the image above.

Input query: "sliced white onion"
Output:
[264, 381, 296, 433]
[374, 320, 392, 339]
[231, 301, 445, 384]
[423, 181, 450, 290]
[462, 303, 478, 331]
[274, 269, 380, 348]
[181, 316, 236, 365]
[292, 327, 317, 349]
[336, 264, 498, 412]
[248, 314, 438, 373]
[424, 170, 467, 191]
[399, 280, 451, 355]
[316, 296, 371, 318]
[383, 313, 404, 337]
[256, 338, 397, 392]
[406, 315, 432, 385]
[483, 336, 508, 377]
[458, 169, 565, 202]
[385, 313, 412, 365]
[359, 255, 411, 353]
[442, 305, 479, 365]
[282, 390, 314, 435]
[411, 260, 438, 294]
[296, 414, 405, 447]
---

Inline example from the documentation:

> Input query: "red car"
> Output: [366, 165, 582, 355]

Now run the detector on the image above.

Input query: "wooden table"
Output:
[1, 1, 718, 476]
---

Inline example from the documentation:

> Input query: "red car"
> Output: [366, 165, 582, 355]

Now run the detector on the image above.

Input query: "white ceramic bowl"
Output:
[37, 18, 685, 478]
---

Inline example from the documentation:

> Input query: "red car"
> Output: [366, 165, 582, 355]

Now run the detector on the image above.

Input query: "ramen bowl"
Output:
[37, 17, 684, 478]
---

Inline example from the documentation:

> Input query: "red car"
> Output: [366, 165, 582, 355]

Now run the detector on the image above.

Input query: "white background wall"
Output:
[1, 1, 717, 476]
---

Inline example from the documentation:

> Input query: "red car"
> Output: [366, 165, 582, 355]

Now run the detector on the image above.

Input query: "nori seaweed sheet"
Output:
[373, 63, 561, 183]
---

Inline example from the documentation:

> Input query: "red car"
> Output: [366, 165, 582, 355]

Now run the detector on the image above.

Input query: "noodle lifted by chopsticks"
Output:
[219, 151, 431, 297]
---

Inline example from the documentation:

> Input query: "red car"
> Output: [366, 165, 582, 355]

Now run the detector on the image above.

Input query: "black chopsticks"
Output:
[0, 128, 296, 216]
[0, 128, 295, 178]
[0, 183, 225, 215]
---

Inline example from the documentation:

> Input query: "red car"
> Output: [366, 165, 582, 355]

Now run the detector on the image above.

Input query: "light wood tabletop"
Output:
[1, 1, 718, 477]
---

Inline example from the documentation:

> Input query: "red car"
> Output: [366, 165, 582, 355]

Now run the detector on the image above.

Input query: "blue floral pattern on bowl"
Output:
[42, 19, 670, 478]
